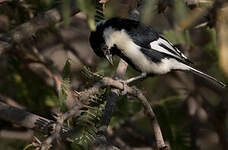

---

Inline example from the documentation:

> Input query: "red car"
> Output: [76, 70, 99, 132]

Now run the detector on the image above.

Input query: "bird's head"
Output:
[89, 19, 123, 65]
[89, 30, 114, 65]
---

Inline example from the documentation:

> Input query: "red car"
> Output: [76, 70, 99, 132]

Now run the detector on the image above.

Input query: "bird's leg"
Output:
[124, 73, 147, 84]
[114, 73, 147, 95]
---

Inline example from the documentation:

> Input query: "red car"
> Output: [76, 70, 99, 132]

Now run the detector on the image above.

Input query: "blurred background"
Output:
[0, 0, 228, 150]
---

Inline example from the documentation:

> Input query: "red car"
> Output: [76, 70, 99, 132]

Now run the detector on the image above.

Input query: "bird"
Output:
[89, 17, 226, 88]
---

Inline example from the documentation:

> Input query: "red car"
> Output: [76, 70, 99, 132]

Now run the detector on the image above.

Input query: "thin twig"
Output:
[0, 4, 80, 54]
[40, 115, 64, 150]
[95, 59, 128, 148]
[0, 101, 71, 136]
[50, 28, 93, 66]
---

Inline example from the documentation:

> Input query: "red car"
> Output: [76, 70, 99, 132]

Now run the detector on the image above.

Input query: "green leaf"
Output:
[95, 1, 104, 23]
[62, 58, 71, 81]
[71, 91, 106, 148]
[58, 59, 71, 112]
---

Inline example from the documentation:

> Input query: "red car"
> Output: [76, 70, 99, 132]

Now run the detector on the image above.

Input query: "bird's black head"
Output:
[90, 30, 113, 65]
[89, 24, 106, 58]
[90, 18, 139, 65]
[89, 19, 121, 65]
[89, 20, 113, 64]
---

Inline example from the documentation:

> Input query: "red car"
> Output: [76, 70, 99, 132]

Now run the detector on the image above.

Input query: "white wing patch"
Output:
[149, 37, 188, 60]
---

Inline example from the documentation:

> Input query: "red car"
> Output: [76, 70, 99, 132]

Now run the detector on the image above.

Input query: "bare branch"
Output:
[95, 59, 128, 149]
[50, 28, 92, 66]
[41, 116, 64, 150]
[0, 101, 71, 136]
[0, 5, 80, 54]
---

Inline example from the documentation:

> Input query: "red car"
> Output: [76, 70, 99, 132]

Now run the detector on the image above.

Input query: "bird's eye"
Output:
[102, 45, 108, 52]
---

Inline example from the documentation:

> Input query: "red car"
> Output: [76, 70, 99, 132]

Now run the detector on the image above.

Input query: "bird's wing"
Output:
[127, 24, 192, 64]
[149, 36, 192, 64]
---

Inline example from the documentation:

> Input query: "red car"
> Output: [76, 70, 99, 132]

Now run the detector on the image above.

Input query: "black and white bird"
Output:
[89, 17, 226, 88]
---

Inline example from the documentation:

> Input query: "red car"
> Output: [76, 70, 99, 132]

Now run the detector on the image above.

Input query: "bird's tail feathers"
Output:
[186, 66, 226, 88]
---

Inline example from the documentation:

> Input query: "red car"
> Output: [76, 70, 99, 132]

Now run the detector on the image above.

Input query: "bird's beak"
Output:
[102, 45, 113, 65]
[105, 53, 113, 65]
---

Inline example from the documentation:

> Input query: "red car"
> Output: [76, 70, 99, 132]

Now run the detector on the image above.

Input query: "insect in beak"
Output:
[102, 45, 113, 65]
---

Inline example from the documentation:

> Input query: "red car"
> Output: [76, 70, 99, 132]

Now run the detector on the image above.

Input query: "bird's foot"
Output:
[114, 77, 128, 95]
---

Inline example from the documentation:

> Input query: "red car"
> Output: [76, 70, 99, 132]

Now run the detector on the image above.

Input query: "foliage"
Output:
[71, 91, 106, 149]
[58, 58, 71, 112]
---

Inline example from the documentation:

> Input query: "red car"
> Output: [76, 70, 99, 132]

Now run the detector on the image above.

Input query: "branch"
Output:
[95, 59, 128, 149]
[98, 77, 167, 149]
[41, 115, 64, 150]
[0, 3, 80, 54]
[79, 69, 168, 149]
[0, 72, 168, 149]
[50, 28, 93, 67]
[99, 59, 128, 127]
[0, 101, 71, 137]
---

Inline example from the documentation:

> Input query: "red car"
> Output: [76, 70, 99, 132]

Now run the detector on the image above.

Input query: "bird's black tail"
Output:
[186, 66, 226, 88]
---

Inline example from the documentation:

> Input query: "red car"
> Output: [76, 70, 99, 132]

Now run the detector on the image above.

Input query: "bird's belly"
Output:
[132, 58, 171, 74]
[122, 49, 171, 74]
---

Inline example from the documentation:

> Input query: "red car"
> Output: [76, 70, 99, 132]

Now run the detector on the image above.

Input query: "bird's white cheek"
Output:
[103, 28, 131, 50]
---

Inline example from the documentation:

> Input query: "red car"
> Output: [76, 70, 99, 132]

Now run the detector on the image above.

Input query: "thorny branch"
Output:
[40, 115, 64, 150]
[0, 2, 80, 55]
[41, 67, 167, 149]
[0, 2, 80, 95]
[0, 101, 71, 137]
[0, 70, 168, 150]
[94, 59, 128, 149]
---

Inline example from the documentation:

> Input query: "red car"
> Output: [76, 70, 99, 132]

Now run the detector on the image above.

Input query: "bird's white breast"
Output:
[103, 27, 188, 74]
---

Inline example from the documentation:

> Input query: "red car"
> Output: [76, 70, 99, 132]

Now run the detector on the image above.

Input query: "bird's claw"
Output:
[114, 77, 128, 95]
[120, 80, 128, 95]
